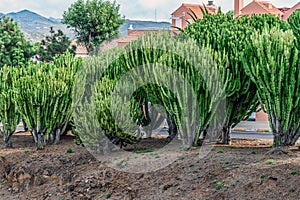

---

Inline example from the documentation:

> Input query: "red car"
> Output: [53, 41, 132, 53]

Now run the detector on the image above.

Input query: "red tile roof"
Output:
[71, 39, 88, 56]
[117, 30, 163, 47]
[278, 7, 290, 13]
[184, 3, 217, 16]
[252, 1, 282, 15]
[172, 3, 217, 18]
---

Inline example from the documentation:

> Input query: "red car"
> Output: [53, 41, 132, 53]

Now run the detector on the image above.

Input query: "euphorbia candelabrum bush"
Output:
[243, 28, 299, 150]
[0, 52, 81, 149]
[14, 52, 81, 149]
[0, 66, 20, 147]
[73, 32, 226, 149]
[183, 13, 290, 144]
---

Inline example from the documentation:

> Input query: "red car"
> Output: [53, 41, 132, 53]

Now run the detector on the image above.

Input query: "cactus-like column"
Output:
[0, 66, 20, 147]
[183, 13, 290, 144]
[14, 52, 81, 149]
[288, 10, 300, 50]
[243, 28, 300, 149]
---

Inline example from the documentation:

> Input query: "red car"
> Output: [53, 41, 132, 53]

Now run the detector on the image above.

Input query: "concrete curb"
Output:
[232, 127, 271, 133]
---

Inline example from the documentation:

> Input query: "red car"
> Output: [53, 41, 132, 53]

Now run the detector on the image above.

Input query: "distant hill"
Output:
[2, 10, 73, 42]
[0, 10, 171, 42]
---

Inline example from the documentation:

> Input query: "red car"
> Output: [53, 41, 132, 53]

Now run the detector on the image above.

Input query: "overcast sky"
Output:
[0, 0, 299, 21]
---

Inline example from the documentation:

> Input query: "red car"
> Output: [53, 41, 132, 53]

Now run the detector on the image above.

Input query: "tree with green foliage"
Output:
[0, 17, 34, 67]
[62, 0, 125, 54]
[38, 27, 76, 62]
[183, 13, 289, 144]
[243, 28, 299, 150]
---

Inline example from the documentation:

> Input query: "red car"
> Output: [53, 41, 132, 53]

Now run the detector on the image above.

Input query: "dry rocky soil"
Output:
[0, 131, 300, 200]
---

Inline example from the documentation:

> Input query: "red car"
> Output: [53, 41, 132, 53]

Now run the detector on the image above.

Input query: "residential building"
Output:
[234, 0, 300, 20]
[234, 0, 283, 18]
[171, 1, 217, 30]
[117, 28, 162, 47]
[71, 39, 89, 57]
[71, 27, 169, 56]
[281, 1, 300, 20]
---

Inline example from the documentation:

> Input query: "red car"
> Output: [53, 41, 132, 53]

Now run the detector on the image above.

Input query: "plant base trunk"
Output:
[145, 129, 152, 138]
[167, 118, 177, 142]
[54, 129, 61, 144]
[3, 130, 14, 148]
[222, 126, 231, 145]
[32, 129, 45, 150]
[4, 135, 13, 148]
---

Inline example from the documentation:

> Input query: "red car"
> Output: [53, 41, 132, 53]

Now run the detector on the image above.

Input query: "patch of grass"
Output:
[23, 149, 29, 154]
[229, 146, 238, 149]
[150, 152, 160, 158]
[106, 192, 112, 198]
[116, 159, 125, 167]
[289, 187, 296, 193]
[66, 147, 73, 153]
[98, 160, 102, 164]
[143, 146, 153, 153]
[290, 169, 298, 175]
[260, 174, 266, 179]
[133, 150, 142, 154]
[224, 161, 230, 164]
[189, 164, 194, 168]
[194, 152, 200, 157]
[251, 150, 257, 154]
[266, 159, 274, 164]
[210, 171, 218, 177]
[0, 178, 6, 183]
[222, 167, 230, 171]
[58, 196, 65, 200]
[217, 149, 224, 154]
[182, 146, 190, 151]
[216, 182, 223, 190]
[133, 147, 153, 154]
[178, 156, 185, 160]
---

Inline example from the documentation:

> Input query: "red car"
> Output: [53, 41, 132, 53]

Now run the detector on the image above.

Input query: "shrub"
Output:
[14, 52, 81, 149]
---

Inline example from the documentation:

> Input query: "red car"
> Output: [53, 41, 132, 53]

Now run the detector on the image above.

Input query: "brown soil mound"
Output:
[0, 132, 299, 200]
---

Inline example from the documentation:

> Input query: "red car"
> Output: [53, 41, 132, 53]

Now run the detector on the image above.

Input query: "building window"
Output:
[175, 19, 182, 28]
[186, 18, 193, 24]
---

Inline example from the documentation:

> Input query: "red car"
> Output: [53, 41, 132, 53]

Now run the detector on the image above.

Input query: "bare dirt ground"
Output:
[0, 132, 300, 200]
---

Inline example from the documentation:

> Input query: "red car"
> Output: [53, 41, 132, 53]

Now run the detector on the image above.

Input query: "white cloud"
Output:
[0, 0, 299, 21]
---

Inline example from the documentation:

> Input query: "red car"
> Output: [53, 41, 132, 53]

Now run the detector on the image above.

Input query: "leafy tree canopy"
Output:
[62, 0, 125, 54]
[0, 17, 34, 67]
[38, 27, 76, 62]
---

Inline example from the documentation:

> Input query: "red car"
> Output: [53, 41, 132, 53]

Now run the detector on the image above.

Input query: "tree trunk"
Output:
[22, 119, 28, 132]
[36, 133, 45, 150]
[268, 113, 298, 153]
[206, 124, 223, 143]
[166, 116, 177, 142]
[146, 129, 152, 138]
[3, 130, 14, 148]
[53, 129, 61, 144]
[222, 125, 231, 144]
[32, 128, 45, 150]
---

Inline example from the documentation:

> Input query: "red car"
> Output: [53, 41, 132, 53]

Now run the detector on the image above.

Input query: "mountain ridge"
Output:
[0, 9, 171, 42]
